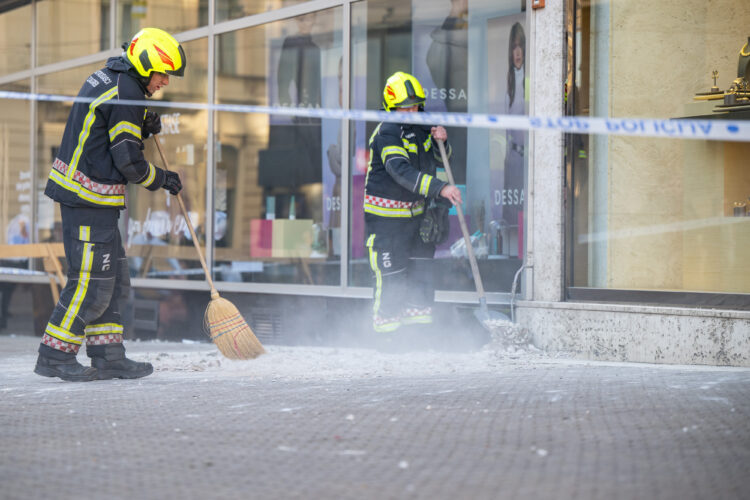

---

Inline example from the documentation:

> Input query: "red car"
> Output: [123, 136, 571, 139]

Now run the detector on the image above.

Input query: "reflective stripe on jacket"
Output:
[44, 57, 166, 209]
[364, 121, 450, 219]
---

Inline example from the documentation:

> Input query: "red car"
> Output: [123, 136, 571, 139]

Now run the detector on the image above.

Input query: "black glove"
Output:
[419, 200, 451, 244]
[162, 171, 182, 195]
[142, 111, 161, 139]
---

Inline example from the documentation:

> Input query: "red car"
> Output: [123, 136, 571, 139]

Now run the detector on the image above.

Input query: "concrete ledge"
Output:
[516, 301, 750, 367]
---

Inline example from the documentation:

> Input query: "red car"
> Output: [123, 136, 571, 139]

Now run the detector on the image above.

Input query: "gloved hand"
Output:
[142, 111, 161, 139]
[162, 171, 182, 195]
[419, 200, 451, 244]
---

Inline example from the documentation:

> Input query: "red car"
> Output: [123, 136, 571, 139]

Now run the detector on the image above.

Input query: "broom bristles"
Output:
[204, 295, 265, 360]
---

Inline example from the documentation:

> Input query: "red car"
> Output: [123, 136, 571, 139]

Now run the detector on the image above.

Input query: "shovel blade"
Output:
[473, 307, 512, 331]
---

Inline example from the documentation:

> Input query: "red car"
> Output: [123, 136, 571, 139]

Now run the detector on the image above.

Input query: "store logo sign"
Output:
[159, 113, 181, 135]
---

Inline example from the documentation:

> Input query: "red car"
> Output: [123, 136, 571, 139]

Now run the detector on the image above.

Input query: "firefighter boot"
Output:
[88, 343, 153, 380]
[34, 344, 98, 382]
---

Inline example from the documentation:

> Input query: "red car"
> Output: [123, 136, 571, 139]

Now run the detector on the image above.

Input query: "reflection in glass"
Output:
[0, 79, 32, 327]
[348, 0, 527, 293]
[569, 0, 750, 294]
[214, 8, 342, 285]
[117, 0, 207, 44]
[0, 81, 31, 247]
[37, 0, 110, 66]
[0, 4, 32, 75]
[125, 37, 209, 280]
[215, 0, 308, 23]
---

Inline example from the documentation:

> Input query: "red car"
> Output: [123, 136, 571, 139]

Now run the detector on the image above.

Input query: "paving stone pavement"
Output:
[1, 334, 749, 500]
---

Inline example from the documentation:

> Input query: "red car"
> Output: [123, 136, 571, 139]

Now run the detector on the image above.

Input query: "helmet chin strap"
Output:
[144, 73, 155, 97]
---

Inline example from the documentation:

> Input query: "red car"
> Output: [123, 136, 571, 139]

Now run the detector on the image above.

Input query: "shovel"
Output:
[435, 139, 512, 331]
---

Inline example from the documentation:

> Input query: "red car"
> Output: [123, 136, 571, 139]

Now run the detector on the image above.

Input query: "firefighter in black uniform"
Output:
[365, 71, 462, 333]
[34, 28, 185, 381]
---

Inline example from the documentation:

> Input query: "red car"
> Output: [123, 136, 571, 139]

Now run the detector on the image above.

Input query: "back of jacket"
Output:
[364, 121, 450, 219]
[45, 57, 165, 209]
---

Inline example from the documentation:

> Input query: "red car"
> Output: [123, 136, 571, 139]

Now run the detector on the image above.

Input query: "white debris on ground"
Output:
[126, 332, 552, 382]
[483, 318, 532, 347]
[0, 327, 556, 384]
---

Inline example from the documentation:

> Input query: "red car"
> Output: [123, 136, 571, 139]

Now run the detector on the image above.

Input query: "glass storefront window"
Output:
[0, 2, 31, 75]
[348, 0, 528, 292]
[216, 0, 308, 24]
[126, 37, 209, 280]
[215, 8, 343, 285]
[37, 0, 110, 67]
[117, 0, 208, 44]
[0, 80, 31, 247]
[568, 0, 750, 295]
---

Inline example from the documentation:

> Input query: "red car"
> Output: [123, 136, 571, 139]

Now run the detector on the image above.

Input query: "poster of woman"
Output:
[488, 14, 527, 257]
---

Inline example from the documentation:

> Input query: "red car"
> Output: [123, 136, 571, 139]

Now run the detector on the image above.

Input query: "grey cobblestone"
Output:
[1, 335, 748, 500]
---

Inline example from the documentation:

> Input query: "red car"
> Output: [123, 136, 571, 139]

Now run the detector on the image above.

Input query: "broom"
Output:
[153, 136, 265, 360]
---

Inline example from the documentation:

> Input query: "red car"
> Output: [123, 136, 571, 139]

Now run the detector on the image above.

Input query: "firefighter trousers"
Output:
[41, 204, 129, 354]
[365, 216, 436, 321]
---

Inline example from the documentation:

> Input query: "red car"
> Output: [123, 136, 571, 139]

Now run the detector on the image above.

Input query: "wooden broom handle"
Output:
[152, 136, 218, 297]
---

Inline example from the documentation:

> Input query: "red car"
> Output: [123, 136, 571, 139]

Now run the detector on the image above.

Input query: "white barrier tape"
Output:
[2, 90, 749, 142]
[0, 267, 46, 276]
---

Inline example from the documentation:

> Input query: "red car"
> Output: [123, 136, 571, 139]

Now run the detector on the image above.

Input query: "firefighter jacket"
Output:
[364, 121, 451, 219]
[44, 56, 167, 209]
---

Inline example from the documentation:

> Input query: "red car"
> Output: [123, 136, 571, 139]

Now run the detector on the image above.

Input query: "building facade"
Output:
[0, 0, 748, 365]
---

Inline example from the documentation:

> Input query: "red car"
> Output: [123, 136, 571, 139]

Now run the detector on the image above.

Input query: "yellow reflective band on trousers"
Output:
[60, 241, 94, 331]
[419, 174, 432, 196]
[44, 323, 84, 345]
[366, 234, 382, 315]
[108, 120, 141, 142]
[85, 323, 124, 336]
[67, 87, 118, 180]
[79, 225, 90, 242]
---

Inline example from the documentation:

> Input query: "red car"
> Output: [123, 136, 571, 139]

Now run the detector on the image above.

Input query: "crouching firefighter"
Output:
[34, 28, 186, 381]
[365, 71, 462, 333]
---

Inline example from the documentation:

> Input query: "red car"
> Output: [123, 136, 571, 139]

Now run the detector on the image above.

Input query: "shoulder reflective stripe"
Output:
[61, 242, 94, 331]
[49, 170, 125, 207]
[401, 138, 418, 154]
[138, 162, 157, 187]
[79, 225, 90, 242]
[67, 87, 118, 179]
[44, 323, 84, 345]
[419, 174, 432, 196]
[380, 145, 408, 164]
[108, 120, 141, 141]
[368, 123, 382, 147]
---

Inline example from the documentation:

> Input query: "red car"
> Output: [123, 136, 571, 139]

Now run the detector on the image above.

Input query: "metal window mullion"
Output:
[29, 0, 38, 259]
[110, 0, 116, 50]
[524, 1, 536, 301]
[340, 0, 351, 289]
[205, 0, 216, 277]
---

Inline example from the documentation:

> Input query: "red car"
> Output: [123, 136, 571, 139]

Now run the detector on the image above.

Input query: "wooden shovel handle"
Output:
[436, 139, 486, 300]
